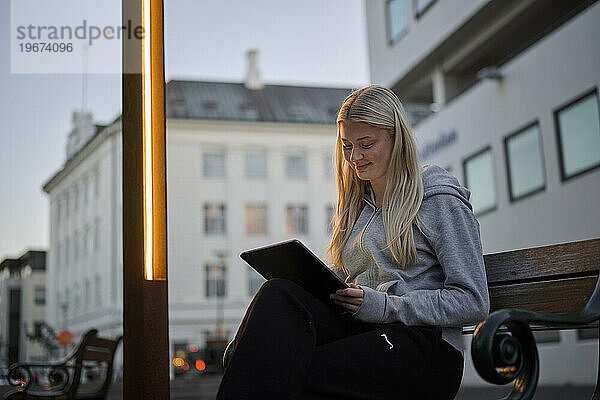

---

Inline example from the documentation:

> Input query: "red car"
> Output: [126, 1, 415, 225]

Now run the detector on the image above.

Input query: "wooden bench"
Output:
[222, 238, 600, 398]
[3, 329, 122, 400]
[470, 237, 600, 400]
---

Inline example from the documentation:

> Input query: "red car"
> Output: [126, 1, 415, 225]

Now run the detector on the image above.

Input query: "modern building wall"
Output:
[365, 0, 600, 386]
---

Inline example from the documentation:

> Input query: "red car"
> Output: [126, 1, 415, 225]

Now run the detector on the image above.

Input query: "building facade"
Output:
[0, 251, 48, 367]
[366, 0, 600, 386]
[43, 72, 353, 372]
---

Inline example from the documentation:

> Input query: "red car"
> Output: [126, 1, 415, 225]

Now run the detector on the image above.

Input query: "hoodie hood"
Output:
[421, 164, 472, 210]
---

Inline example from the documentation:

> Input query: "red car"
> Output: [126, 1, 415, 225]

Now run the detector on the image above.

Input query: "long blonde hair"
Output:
[327, 85, 424, 269]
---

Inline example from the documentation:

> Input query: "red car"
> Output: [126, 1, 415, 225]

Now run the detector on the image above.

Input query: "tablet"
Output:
[240, 239, 349, 307]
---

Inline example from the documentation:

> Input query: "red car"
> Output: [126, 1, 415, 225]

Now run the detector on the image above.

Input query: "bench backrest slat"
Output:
[83, 347, 114, 362]
[483, 238, 600, 286]
[489, 275, 598, 314]
[482, 238, 600, 314]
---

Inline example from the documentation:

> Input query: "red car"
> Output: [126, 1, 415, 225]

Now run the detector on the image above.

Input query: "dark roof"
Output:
[0, 250, 46, 272]
[166, 80, 353, 124]
[43, 80, 355, 192]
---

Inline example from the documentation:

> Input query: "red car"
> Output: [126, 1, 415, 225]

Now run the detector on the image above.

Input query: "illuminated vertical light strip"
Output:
[143, 0, 153, 280]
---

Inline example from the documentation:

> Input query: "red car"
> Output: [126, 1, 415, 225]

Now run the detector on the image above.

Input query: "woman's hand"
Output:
[330, 283, 364, 313]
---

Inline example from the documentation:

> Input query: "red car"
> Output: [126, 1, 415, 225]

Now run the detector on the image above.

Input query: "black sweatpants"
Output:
[216, 278, 463, 400]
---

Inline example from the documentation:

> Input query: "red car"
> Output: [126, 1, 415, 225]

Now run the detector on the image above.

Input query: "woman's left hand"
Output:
[330, 283, 364, 313]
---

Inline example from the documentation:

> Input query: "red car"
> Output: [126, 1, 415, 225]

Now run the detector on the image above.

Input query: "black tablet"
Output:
[240, 239, 349, 306]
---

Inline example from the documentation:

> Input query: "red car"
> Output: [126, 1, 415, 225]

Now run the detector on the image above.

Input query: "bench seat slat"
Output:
[489, 275, 598, 314]
[483, 238, 600, 285]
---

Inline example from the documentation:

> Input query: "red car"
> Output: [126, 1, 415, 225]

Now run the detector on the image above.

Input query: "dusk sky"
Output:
[0, 0, 370, 261]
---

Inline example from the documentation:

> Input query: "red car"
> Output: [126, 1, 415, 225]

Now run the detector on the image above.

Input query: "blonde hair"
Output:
[327, 85, 424, 269]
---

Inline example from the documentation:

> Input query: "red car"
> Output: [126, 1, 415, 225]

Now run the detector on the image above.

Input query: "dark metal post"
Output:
[122, 0, 169, 398]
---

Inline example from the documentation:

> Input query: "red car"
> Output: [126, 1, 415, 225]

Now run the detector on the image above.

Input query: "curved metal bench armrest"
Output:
[6, 361, 74, 391]
[471, 306, 600, 400]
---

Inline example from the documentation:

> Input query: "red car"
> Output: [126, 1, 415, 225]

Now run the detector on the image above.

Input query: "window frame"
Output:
[503, 120, 547, 203]
[202, 149, 227, 178]
[244, 203, 268, 235]
[413, 0, 436, 20]
[386, 0, 409, 46]
[34, 286, 46, 305]
[244, 149, 268, 179]
[553, 87, 600, 182]
[325, 204, 334, 234]
[204, 203, 227, 235]
[285, 153, 308, 179]
[286, 204, 309, 235]
[462, 145, 497, 217]
[205, 264, 227, 298]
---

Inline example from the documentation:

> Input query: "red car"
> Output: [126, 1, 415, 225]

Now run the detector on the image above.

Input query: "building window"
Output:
[94, 218, 100, 252]
[577, 327, 599, 341]
[386, 0, 408, 44]
[206, 264, 227, 297]
[326, 205, 334, 234]
[56, 242, 62, 270]
[85, 280, 90, 308]
[504, 122, 546, 201]
[554, 89, 600, 181]
[245, 150, 267, 178]
[204, 204, 226, 234]
[74, 186, 79, 211]
[286, 205, 309, 235]
[323, 155, 334, 179]
[66, 236, 71, 265]
[245, 204, 268, 235]
[463, 147, 497, 216]
[248, 267, 265, 296]
[34, 286, 46, 305]
[74, 229, 79, 261]
[533, 330, 560, 344]
[285, 154, 307, 179]
[60, 198, 66, 222]
[203, 150, 226, 178]
[95, 275, 101, 307]
[94, 169, 100, 197]
[73, 284, 80, 313]
[84, 177, 89, 204]
[82, 225, 89, 256]
[414, 0, 436, 19]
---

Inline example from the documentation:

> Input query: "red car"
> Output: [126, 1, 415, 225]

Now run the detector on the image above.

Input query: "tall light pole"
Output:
[122, 0, 169, 398]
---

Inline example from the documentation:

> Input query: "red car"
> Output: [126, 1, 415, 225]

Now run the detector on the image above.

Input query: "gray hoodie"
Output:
[333, 164, 490, 352]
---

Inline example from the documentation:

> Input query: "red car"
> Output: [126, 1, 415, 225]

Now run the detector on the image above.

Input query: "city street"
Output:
[1, 378, 595, 399]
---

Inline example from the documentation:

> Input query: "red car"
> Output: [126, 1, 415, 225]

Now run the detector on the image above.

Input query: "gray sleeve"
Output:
[352, 197, 490, 327]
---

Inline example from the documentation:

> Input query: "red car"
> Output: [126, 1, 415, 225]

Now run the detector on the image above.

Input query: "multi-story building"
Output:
[42, 53, 353, 370]
[0, 250, 48, 367]
[366, 0, 600, 386]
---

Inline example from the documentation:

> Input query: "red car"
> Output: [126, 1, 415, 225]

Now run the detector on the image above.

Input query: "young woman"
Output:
[216, 85, 490, 400]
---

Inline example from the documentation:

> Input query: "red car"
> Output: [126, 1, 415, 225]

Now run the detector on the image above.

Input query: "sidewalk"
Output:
[105, 378, 595, 399]
[3, 380, 594, 399]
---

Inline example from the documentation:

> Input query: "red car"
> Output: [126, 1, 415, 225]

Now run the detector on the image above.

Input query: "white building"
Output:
[43, 56, 353, 370]
[0, 251, 48, 367]
[365, 0, 600, 386]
